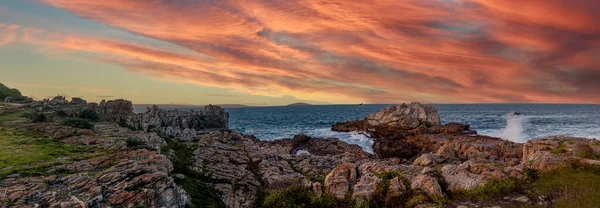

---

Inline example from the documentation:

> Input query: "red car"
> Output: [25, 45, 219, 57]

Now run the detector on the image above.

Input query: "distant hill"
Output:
[0, 83, 23, 100]
[133, 104, 249, 109]
[287, 102, 312, 106]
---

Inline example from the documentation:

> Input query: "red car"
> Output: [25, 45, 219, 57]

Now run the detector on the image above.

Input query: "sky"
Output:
[0, 0, 599, 105]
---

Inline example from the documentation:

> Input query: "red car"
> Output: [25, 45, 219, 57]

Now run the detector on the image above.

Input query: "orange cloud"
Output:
[23, 0, 600, 103]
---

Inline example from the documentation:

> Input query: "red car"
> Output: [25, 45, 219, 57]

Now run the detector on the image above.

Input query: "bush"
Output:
[32, 113, 48, 123]
[78, 109, 100, 121]
[56, 110, 69, 117]
[119, 120, 138, 131]
[22, 112, 49, 123]
[62, 119, 94, 130]
[262, 186, 313, 208]
[125, 138, 144, 148]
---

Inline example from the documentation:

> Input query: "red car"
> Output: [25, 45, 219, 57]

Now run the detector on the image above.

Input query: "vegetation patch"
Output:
[161, 138, 225, 208]
[119, 119, 138, 131]
[62, 118, 94, 130]
[78, 109, 100, 121]
[125, 138, 144, 148]
[464, 179, 518, 201]
[374, 170, 405, 196]
[0, 128, 89, 178]
[22, 112, 50, 123]
[548, 142, 567, 155]
[532, 162, 600, 208]
[259, 186, 357, 208]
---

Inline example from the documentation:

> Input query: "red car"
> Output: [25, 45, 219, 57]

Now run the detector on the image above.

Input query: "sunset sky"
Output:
[1, 0, 599, 105]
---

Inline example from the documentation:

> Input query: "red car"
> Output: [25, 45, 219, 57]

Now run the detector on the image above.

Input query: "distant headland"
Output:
[286, 102, 312, 106]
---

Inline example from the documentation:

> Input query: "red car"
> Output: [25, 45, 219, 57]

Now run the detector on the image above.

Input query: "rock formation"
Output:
[4, 98, 600, 208]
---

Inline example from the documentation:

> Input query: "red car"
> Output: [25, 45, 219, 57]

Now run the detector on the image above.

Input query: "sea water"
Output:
[136, 104, 600, 153]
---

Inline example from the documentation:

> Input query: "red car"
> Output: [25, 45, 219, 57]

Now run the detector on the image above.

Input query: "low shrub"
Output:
[32, 113, 48, 123]
[78, 109, 100, 121]
[119, 120, 138, 131]
[125, 138, 144, 148]
[62, 118, 94, 130]
[262, 186, 314, 208]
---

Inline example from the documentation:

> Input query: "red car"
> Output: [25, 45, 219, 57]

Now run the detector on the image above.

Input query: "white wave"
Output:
[488, 113, 528, 143]
[310, 128, 374, 153]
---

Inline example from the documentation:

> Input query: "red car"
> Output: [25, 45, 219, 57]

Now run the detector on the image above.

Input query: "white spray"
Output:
[497, 112, 528, 143]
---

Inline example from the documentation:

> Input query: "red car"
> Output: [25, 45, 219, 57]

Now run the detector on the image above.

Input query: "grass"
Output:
[548, 142, 567, 155]
[259, 186, 357, 208]
[532, 162, 600, 208]
[0, 109, 29, 124]
[0, 128, 90, 178]
[463, 179, 518, 201]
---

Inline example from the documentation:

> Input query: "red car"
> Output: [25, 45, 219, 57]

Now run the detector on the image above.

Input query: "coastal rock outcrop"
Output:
[127, 105, 229, 141]
[332, 102, 440, 133]
[523, 136, 600, 170]
[0, 149, 189, 208]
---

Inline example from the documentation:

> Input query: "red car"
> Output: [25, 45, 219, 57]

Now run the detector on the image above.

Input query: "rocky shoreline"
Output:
[1, 98, 600, 207]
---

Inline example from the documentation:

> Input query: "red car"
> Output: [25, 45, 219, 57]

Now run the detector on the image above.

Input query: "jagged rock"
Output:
[522, 136, 600, 170]
[128, 105, 228, 141]
[387, 177, 407, 198]
[97, 99, 133, 122]
[437, 136, 522, 165]
[441, 164, 487, 191]
[70, 97, 87, 105]
[325, 163, 358, 199]
[410, 168, 443, 197]
[332, 102, 440, 133]
[49, 95, 68, 105]
[352, 173, 381, 200]
[290, 135, 371, 159]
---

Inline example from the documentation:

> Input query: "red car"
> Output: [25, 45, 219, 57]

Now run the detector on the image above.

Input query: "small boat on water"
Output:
[359, 103, 363, 107]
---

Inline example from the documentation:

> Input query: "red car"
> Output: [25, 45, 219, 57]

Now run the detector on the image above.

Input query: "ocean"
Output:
[136, 104, 600, 153]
